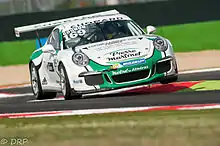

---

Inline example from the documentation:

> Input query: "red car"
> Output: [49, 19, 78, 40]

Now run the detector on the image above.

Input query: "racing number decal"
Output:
[63, 25, 86, 41]
[62, 16, 124, 41]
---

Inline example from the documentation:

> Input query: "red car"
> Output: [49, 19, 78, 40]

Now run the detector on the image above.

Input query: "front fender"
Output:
[58, 52, 88, 89]
[165, 38, 175, 57]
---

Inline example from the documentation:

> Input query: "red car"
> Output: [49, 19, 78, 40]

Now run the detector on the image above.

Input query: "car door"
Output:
[43, 29, 61, 87]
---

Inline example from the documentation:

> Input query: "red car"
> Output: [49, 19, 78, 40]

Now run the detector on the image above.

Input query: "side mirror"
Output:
[42, 44, 56, 54]
[146, 25, 156, 35]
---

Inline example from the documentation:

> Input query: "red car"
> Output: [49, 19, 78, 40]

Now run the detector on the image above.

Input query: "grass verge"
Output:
[0, 20, 220, 66]
[156, 20, 220, 52]
[1, 109, 220, 146]
[0, 40, 35, 66]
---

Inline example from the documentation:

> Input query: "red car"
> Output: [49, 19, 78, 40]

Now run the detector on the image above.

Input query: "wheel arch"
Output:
[29, 60, 33, 71]
[29, 60, 42, 71]
[58, 60, 74, 88]
[58, 59, 83, 89]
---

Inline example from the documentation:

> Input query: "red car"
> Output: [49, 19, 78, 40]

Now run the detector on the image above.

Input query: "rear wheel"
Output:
[30, 62, 57, 99]
[59, 63, 81, 100]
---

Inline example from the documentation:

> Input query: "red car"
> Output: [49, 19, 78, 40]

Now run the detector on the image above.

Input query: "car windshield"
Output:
[63, 20, 145, 49]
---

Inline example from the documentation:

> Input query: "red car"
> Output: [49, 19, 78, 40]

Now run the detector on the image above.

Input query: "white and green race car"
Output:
[14, 10, 178, 100]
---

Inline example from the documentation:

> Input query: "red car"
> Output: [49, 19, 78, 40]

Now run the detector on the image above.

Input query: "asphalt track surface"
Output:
[0, 71, 220, 114]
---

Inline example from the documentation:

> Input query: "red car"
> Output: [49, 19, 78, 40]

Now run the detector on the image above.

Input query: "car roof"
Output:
[56, 14, 131, 31]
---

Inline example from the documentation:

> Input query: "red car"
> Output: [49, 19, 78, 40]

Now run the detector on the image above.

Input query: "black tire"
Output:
[160, 62, 179, 84]
[58, 63, 81, 100]
[160, 75, 178, 84]
[30, 62, 57, 100]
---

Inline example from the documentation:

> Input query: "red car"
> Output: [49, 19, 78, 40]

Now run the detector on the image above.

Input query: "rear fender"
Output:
[29, 48, 45, 86]
[30, 49, 44, 68]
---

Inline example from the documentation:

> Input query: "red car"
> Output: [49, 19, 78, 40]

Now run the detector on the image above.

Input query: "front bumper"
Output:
[75, 56, 177, 94]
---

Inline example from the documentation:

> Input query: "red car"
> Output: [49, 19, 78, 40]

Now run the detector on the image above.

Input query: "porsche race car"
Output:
[14, 10, 178, 100]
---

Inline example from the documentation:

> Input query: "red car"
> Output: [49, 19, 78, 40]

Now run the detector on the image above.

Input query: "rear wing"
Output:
[14, 10, 120, 37]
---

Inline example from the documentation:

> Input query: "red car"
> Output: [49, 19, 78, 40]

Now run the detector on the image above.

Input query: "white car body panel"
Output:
[14, 10, 178, 96]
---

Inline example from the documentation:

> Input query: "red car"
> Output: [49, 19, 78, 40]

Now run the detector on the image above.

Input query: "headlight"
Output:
[153, 37, 168, 52]
[72, 52, 89, 67]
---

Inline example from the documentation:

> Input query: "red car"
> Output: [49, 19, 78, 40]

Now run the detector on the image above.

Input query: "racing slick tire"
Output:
[160, 75, 178, 84]
[30, 62, 57, 100]
[58, 63, 82, 100]
[160, 64, 179, 84]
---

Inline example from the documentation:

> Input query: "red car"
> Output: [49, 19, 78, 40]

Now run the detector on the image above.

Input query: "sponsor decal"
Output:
[42, 77, 48, 85]
[112, 66, 148, 75]
[110, 64, 120, 70]
[87, 37, 138, 50]
[73, 80, 83, 84]
[47, 62, 54, 72]
[107, 49, 141, 61]
[83, 16, 123, 26]
[120, 58, 146, 67]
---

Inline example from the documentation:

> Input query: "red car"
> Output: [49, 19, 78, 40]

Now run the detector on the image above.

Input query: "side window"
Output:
[48, 29, 60, 50]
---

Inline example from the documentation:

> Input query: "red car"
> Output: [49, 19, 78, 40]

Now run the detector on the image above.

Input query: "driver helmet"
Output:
[103, 22, 116, 39]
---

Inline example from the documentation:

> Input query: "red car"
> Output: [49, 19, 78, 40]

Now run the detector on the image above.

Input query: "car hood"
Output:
[75, 35, 155, 66]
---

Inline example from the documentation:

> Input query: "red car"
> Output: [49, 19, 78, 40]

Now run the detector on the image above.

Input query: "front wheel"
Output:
[30, 62, 57, 99]
[160, 63, 178, 84]
[160, 75, 178, 84]
[59, 63, 81, 100]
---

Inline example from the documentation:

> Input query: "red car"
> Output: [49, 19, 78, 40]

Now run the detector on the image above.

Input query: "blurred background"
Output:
[0, 0, 166, 16]
[0, 0, 219, 67]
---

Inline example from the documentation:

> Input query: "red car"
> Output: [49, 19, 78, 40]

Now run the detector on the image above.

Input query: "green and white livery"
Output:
[14, 10, 178, 100]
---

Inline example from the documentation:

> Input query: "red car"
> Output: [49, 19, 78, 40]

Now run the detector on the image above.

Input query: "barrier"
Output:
[0, 0, 219, 42]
